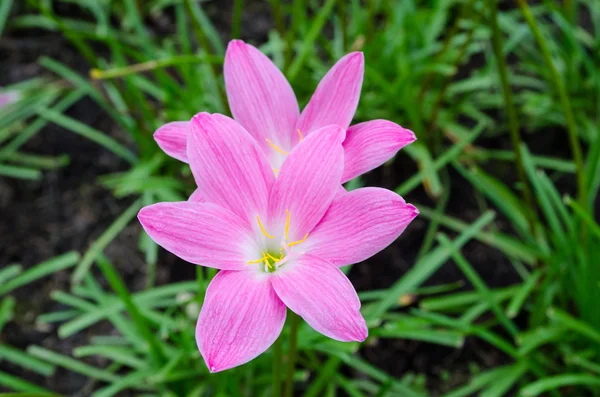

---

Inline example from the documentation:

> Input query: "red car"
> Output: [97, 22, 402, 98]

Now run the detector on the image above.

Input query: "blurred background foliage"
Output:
[1, 0, 600, 396]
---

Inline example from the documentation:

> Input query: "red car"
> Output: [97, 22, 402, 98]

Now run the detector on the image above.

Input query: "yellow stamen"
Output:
[287, 233, 309, 248]
[297, 129, 304, 141]
[284, 209, 291, 241]
[265, 252, 280, 262]
[266, 138, 288, 155]
[256, 215, 275, 239]
[272, 168, 280, 174]
[247, 256, 266, 265]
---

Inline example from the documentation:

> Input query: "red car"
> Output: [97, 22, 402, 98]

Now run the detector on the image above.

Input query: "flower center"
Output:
[246, 209, 308, 273]
[266, 129, 304, 176]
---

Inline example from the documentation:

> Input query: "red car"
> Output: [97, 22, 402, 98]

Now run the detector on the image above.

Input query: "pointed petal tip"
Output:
[137, 205, 150, 224]
[350, 318, 368, 342]
[153, 121, 190, 163]
[205, 359, 226, 373]
[348, 51, 364, 62]
[406, 203, 420, 218]
[228, 39, 246, 47]
[190, 111, 211, 124]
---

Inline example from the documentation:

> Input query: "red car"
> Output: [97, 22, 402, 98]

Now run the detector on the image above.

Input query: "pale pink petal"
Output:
[267, 125, 345, 241]
[138, 202, 257, 270]
[188, 188, 205, 202]
[337, 185, 347, 196]
[0, 91, 19, 108]
[154, 121, 189, 162]
[225, 40, 299, 151]
[295, 52, 364, 138]
[188, 113, 275, 224]
[304, 188, 418, 266]
[271, 254, 367, 342]
[342, 120, 416, 182]
[197, 270, 286, 372]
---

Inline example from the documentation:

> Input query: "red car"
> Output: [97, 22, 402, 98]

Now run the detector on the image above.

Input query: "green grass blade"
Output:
[417, 205, 540, 264]
[480, 362, 527, 397]
[95, 254, 165, 365]
[507, 271, 541, 318]
[547, 306, 600, 344]
[396, 123, 485, 196]
[368, 211, 496, 320]
[0, 370, 52, 394]
[287, 0, 337, 81]
[0, 252, 79, 296]
[437, 233, 519, 336]
[0, 164, 41, 180]
[39, 109, 137, 164]
[0, 297, 16, 333]
[521, 374, 600, 397]
[71, 199, 142, 285]
[0, 264, 22, 285]
[0, 0, 13, 36]
[26, 346, 119, 383]
[0, 345, 55, 376]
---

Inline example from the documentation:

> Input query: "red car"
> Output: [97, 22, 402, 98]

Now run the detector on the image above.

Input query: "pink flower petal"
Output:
[197, 270, 286, 372]
[188, 113, 275, 225]
[225, 40, 299, 152]
[188, 188, 205, 202]
[304, 188, 418, 266]
[271, 254, 367, 342]
[267, 125, 345, 241]
[0, 91, 19, 108]
[154, 121, 189, 163]
[342, 120, 416, 182]
[138, 202, 257, 270]
[295, 52, 364, 138]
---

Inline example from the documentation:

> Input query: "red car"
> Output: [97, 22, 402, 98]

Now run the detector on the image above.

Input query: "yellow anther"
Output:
[265, 252, 280, 262]
[266, 139, 289, 155]
[287, 233, 309, 248]
[272, 168, 280, 174]
[247, 256, 266, 265]
[256, 215, 275, 239]
[284, 209, 291, 241]
[297, 129, 304, 141]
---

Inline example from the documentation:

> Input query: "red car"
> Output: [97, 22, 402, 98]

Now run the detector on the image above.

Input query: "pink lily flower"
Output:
[154, 40, 415, 183]
[139, 113, 418, 372]
[0, 90, 19, 108]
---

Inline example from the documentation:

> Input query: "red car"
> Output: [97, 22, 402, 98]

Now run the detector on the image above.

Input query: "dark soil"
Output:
[0, 1, 576, 396]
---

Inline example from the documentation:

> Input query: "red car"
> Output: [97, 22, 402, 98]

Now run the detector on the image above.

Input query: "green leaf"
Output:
[0, 0, 13, 36]
[38, 109, 137, 165]
[72, 199, 142, 285]
[26, 346, 119, 383]
[0, 371, 52, 394]
[0, 164, 41, 180]
[368, 211, 496, 320]
[547, 306, 600, 345]
[521, 374, 600, 397]
[0, 252, 79, 296]
[0, 345, 55, 376]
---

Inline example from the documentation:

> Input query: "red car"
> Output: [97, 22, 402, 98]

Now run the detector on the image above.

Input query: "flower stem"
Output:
[488, 0, 537, 231]
[284, 312, 300, 397]
[90, 55, 223, 80]
[272, 337, 282, 396]
[232, 0, 243, 39]
[516, 0, 587, 209]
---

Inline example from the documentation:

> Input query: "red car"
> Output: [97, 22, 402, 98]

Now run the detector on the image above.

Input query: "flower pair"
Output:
[139, 40, 418, 372]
